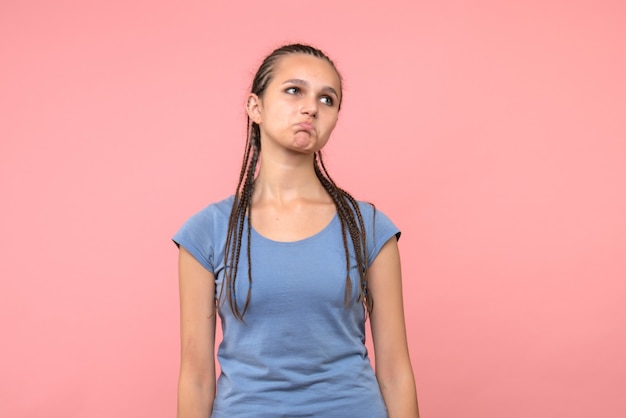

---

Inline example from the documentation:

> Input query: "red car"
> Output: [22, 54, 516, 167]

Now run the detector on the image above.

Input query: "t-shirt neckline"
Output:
[249, 213, 339, 245]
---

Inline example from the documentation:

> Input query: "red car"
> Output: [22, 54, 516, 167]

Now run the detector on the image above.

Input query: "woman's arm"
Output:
[368, 238, 420, 418]
[177, 247, 216, 418]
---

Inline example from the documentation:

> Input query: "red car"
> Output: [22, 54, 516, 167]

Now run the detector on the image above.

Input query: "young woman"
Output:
[173, 44, 419, 418]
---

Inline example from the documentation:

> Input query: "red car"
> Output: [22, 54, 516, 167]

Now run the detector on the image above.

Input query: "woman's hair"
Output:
[223, 43, 371, 320]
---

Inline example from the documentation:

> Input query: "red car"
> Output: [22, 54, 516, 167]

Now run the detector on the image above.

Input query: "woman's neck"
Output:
[253, 161, 326, 203]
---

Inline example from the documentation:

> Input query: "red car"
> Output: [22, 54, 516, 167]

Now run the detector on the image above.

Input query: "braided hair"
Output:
[223, 43, 372, 320]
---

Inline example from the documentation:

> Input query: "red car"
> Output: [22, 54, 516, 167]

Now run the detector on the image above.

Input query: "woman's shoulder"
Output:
[175, 195, 234, 233]
[355, 199, 375, 213]
[173, 196, 234, 272]
[188, 195, 234, 219]
[353, 199, 381, 222]
[203, 195, 235, 216]
[354, 198, 400, 237]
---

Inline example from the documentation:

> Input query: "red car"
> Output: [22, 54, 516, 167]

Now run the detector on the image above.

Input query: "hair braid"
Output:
[222, 117, 260, 319]
[314, 152, 373, 314]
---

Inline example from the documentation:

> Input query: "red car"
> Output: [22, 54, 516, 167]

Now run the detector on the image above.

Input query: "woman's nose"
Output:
[300, 96, 318, 118]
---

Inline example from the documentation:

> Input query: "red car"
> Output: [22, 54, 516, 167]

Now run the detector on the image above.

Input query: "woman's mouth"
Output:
[296, 122, 315, 133]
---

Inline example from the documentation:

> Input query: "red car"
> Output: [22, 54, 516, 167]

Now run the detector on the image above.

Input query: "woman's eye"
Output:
[320, 96, 334, 106]
[285, 87, 300, 95]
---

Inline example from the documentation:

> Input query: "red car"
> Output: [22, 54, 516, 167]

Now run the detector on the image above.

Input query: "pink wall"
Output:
[1, 1, 625, 417]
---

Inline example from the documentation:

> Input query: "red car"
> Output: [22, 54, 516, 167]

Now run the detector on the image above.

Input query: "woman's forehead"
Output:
[272, 54, 341, 90]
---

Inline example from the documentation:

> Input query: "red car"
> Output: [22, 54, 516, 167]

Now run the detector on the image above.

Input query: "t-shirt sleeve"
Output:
[172, 208, 215, 273]
[363, 203, 401, 267]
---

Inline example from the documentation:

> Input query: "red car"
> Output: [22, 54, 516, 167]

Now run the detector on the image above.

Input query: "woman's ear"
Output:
[246, 93, 262, 124]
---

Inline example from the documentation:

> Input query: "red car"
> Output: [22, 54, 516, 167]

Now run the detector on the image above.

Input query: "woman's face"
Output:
[247, 54, 342, 155]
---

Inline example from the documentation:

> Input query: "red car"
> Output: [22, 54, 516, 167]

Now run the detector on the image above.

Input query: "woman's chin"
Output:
[293, 132, 313, 145]
[291, 134, 316, 152]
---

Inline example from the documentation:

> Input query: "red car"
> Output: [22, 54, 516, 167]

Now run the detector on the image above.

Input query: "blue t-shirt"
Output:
[173, 195, 400, 417]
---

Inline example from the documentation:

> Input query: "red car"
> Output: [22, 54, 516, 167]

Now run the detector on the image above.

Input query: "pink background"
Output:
[1, 1, 625, 417]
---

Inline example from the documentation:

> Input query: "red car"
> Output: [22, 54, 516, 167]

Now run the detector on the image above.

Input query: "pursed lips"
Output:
[295, 122, 316, 134]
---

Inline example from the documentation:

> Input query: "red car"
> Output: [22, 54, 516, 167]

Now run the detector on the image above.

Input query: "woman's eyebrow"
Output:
[321, 86, 339, 98]
[282, 78, 308, 87]
[282, 78, 339, 98]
